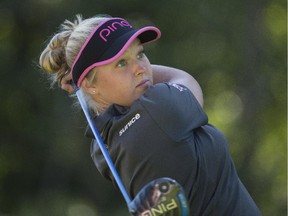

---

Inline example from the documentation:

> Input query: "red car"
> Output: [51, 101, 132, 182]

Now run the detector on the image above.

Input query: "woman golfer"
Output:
[39, 14, 261, 215]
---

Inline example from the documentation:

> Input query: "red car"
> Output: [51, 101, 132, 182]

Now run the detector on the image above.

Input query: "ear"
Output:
[81, 78, 99, 95]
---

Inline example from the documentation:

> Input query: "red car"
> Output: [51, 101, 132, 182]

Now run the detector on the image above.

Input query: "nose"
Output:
[134, 61, 146, 76]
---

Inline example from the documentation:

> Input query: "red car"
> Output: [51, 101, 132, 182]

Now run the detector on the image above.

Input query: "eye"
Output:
[137, 50, 146, 59]
[116, 59, 127, 68]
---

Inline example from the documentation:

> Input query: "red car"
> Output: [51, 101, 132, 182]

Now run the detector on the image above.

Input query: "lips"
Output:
[136, 79, 150, 88]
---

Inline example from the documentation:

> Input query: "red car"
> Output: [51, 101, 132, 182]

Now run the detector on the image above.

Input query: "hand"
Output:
[60, 72, 74, 93]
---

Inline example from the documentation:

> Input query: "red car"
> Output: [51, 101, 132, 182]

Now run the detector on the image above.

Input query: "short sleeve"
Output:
[138, 83, 208, 141]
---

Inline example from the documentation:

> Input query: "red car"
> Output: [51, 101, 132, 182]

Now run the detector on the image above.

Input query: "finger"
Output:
[60, 72, 73, 93]
[61, 83, 74, 93]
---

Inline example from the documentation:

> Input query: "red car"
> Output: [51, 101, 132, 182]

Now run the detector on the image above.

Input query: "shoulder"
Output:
[133, 83, 208, 141]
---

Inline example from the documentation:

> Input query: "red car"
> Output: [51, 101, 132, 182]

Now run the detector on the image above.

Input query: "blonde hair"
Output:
[39, 14, 111, 114]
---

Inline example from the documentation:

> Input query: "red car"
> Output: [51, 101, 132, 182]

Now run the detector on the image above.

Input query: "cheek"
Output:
[145, 60, 152, 74]
[100, 76, 129, 98]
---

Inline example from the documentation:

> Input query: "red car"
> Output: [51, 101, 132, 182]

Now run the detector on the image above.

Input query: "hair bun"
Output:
[40, 33, 70, 74]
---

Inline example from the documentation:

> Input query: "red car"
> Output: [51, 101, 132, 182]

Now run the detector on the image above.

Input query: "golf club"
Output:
[75, 87, 190, 215]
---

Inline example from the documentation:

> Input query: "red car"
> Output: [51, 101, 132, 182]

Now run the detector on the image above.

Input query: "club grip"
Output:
[129, 177, 190, 216]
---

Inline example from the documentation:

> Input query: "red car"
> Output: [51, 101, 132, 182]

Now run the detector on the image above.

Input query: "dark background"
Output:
[0, 0, 286, 215]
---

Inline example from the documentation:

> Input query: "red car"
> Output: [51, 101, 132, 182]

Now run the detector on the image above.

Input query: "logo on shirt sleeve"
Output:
[168, 83, 187, 92]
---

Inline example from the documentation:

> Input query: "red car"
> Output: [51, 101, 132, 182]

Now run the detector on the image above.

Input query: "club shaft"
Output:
[76, 90, 132, 206]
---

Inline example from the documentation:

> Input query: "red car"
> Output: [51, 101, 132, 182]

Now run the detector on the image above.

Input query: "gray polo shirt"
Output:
[87, 83, 261, 215]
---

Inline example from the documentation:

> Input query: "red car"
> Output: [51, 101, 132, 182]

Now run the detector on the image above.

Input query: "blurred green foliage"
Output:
[0, 0, 286, 215]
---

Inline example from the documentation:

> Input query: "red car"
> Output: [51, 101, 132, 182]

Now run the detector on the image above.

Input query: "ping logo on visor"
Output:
[99, 20, 133, 42]
[71, 18, 161, 87]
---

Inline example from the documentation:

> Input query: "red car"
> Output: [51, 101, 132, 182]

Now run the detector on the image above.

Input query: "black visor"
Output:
[71, 18, 161, 87]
